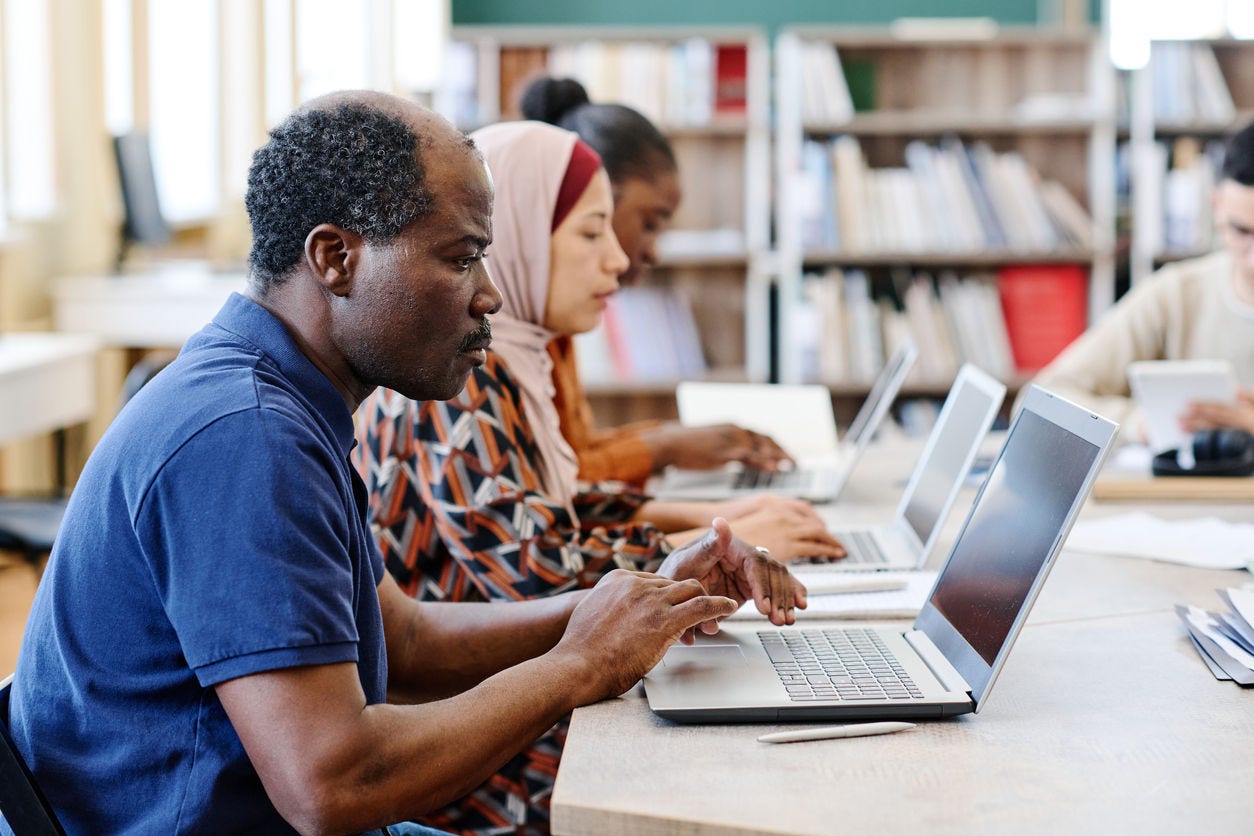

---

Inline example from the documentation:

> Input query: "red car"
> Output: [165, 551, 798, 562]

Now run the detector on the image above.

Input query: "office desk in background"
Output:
[0, 333, 98, 443]
[552, 443, 1254, 836]
[53, 264, 245, 348]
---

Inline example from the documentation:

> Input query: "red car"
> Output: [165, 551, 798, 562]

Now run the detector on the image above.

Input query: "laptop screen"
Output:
[925, 408, 1100, 666]
[844, 339, 918, 445]
[900, 375, 1000, 546]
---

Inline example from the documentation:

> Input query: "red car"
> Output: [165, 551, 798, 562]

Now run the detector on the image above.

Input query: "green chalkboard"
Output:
[451, 0, 1058, 30]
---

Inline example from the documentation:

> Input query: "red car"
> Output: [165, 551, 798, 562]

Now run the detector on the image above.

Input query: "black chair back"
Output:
[0, 675, 65, 835]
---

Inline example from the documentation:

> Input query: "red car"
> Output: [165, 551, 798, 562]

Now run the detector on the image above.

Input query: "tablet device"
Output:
[1127, 359, 1238, 453]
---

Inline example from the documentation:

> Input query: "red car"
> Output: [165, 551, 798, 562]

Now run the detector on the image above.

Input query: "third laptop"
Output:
[654, 339, 919, 503]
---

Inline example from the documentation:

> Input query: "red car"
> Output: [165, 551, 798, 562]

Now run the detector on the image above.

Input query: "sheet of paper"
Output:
[1067, 511, 1254, 570]
[1183, 606, 1254, 670]
[1176, 606, 1254, 685]
[1219, 587, 1254, 634]
[1187, 632, 1233, 681]
[730, 570, 937, 620]
[1217, 612, 1254, 656]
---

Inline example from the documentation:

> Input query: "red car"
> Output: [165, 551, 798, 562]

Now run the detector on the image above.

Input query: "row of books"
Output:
[1149, 42, 1236, 126]
[798, 41, 855, 125]
[796, 136, 1093, 255]
[790, 266, 1088, 384]
[573, 286, 707, 384]
[1119, 137, 1224, 258]
[547, 39, 749, 127]
[437, 38, 750, 130]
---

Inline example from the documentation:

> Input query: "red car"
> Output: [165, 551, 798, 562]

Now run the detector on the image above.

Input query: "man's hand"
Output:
[657, 517, 808, 633]
[553, 569, 740, 701]
[642, 422, 793, 472]
[1180, 389, 1254, 434]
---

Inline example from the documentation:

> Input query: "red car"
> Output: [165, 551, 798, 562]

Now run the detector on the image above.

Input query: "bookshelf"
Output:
[440, 25, 773, 426]
[774, 26, 1118, 401]
[1124, 38, 1254, 286]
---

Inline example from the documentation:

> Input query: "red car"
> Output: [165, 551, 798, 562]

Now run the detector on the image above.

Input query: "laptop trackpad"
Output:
[662, 645, 746, 668]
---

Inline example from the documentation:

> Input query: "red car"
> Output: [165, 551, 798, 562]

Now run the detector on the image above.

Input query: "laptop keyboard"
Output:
[835, 530, 890, 564]
[759, 628, 922, 701]
[733, 468, 806, 491]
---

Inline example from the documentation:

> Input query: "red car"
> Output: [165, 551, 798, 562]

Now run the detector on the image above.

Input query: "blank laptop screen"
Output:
[845, 342, 914, 444]
[901, 381, 998, 544]
[927, 409, 1099, 665]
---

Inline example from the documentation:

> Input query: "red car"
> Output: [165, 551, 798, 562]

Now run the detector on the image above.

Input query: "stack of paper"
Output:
[729, 570, 937, 620]
[1067, 512, 1254, 571]
[1177, 588, 1254, 686]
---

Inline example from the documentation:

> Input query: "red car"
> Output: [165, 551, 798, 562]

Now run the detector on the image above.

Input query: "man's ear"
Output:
[304, 223, 364, 297]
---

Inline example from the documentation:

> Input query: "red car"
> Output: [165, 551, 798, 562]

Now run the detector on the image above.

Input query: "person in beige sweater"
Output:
[1032, 122, 1254, 440]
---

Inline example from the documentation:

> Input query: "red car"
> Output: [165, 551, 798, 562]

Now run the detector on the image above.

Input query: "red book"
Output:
[997, 265, 1088, 373]
[714, 44, 748, 115]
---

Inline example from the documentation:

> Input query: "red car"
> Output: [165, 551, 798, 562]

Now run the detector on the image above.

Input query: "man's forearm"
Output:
[381, 578, 590, 702]
[219, 650, 602, 835]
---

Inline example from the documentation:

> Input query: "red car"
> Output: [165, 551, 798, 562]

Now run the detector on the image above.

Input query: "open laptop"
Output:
[644, 385, 1117, 722]
[653, 339, 919, 502]
[829, 364, 1006, 570]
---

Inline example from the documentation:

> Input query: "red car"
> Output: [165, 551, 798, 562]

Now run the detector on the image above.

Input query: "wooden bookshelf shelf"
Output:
[581, 366, 748, 396]
[820, 375, 1031, 399]
[1154, 249, 1217, 264]
[805, 113, 1099, 137]
[656, 252, 750, 269]
[800, 250, 1096, 268]
[662, 121, 753, 138]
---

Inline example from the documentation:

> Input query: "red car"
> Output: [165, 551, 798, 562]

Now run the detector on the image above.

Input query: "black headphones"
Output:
[1152, 429, 1254, 477]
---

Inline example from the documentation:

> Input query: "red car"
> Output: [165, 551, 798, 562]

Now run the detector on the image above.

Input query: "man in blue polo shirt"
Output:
[4, 92, 805, 834]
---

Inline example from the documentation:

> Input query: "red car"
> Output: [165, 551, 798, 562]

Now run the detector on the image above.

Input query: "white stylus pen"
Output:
[757, 721, 916, 744]
[802, 578, 908, 595]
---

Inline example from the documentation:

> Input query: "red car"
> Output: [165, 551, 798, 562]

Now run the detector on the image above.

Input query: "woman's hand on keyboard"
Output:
[640, 422, 794, 472]
[715, 498, 846, 564]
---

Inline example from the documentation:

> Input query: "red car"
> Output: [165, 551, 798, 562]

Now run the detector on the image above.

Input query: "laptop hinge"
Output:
[904, 630, 971, 695]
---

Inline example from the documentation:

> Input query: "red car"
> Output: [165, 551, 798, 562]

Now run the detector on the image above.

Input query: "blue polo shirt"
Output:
[5, 293, 388, 833]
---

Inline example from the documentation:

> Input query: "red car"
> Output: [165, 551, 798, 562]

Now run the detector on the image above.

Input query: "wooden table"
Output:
[52, 264, 244, 348]
[552, 442, 1254, 835]
[0, 333, 98, 444]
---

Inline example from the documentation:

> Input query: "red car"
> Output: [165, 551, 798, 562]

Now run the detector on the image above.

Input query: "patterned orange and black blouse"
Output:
[353, 348, 670, 603]
[353, 350, 670, 834]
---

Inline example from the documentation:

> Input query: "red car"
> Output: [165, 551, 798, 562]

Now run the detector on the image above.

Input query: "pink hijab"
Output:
[471, 120, 601, 508]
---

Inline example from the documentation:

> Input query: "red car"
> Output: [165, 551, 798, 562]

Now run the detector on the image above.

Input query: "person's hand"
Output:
[1179, 390, 1254, 435]
[642, 422, 793, 472]
[657, 517, 808, 633]
[553, 569, 740, 701]
[713, 493, 815, 522]
[708, 499, 846, 563]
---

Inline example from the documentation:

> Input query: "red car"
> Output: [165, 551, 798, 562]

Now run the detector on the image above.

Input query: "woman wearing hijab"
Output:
[353, 120, 838, 831]
[521, 75, 796, 486]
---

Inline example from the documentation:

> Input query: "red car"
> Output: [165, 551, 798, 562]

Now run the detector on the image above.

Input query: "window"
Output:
[1110, 0, 1251, 70]
[99, 0, 448, 230]
[0, 0, 56, 224]
[149, 0, 221, 222]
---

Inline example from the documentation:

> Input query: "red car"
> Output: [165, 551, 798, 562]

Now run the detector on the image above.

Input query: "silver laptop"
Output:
[644, 385, 1117, 722]
[654, 339, 919, 502]
[830, 364, 1006, 570]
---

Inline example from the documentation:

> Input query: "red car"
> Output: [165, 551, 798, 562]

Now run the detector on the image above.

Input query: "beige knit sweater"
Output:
[1030, 251, 1254, 435]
